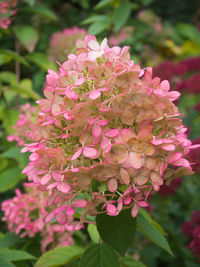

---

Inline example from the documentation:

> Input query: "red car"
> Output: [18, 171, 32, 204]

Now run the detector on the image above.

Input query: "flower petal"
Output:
[83, 147, 98, 158]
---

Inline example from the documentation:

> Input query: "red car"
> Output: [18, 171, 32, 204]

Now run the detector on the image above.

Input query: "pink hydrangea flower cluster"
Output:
[1, 183, 81, 252]
[20, 35, 199, 224]
[182, 211, 200, 260]
[0, 0, 17, 29]
[7, 103, 37, 146]
[109, 27, 134, 46]
[48, 26, 87, 63]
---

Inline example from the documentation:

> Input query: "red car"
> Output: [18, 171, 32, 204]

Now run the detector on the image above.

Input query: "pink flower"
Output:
[12, 34, 198, 225]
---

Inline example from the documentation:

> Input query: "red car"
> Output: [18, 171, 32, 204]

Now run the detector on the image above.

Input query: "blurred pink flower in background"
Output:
[48, 26, 87, 63]
[0, 0, 17, 29]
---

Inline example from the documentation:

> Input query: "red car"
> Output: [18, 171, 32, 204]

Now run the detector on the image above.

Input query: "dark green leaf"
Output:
[14, 26, 39, 53]
[26, 52, 57, 71]
[82, 15, 108, 25]
[23, 5, 57, 21]
[0, 72, 17, 85]
[137, 211, 173, 256]
[0, 249, 35, 262]
[79, 243, 120, 267]
[96, 209, 137, 256]
[0, 49, 28, 66]
[88, 16, 109, 35]
[35, 246, 84, 267]
[87, 224, 100, 243]
[23, 0, 35, 6]
[0, 259, 15, 267]
[120, 256, 146, 267]
[95, 0, 115, 10]
[0, 167, 21, 193]
[9, 79, 40, 100]
[113, 2, 132, 31]
[0, 232, 20, 249]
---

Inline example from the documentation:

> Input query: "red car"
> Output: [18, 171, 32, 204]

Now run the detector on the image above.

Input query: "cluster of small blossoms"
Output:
[182, 211, 200, 260]
[7, 103, 37, 146]
[1, 183, 81, 252]
[48, 27, 87, 63]
[20, 35, 199, 225]
[0, 0, 17, 29]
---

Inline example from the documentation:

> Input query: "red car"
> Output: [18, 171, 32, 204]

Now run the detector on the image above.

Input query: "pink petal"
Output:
[131, 204, 139, 218]
[106, 204, 118, 216]
[117, 199, 123, 212]
[57, 183, 71, 193]
[73, 199, 88, 208]
[71, 148, 83, 161]
[88, 39, 100, 50]
[97, 119, 108, 126]
[104, 129, 120, 138]
[65, 89, 78, 100]
[41, 173, 51, 185]
[45, 212, 55, 223]
[128, 152, 142, 169]
[29, 153, 40, 161]
[160, 80, 170, 92]
[100, 38, 107, 49]
[52, 172, 62, 181]
[167, 91, 181, 101]
[172, 158, 190, 168]
[75, 77, 85, 85]
[123, 196, 132, 205]
[47, 182, 58, 190]
[187, 144, 200, 149]
[43, 89, 54, 99]
[52, 103, 61, 115]
[64, 112, 74, 121]
[161, 144, 176, 151]
[92, 124, 102, 138]
[56, 213, 68, 225]
[89, 90, 101, 100]
[66, 206, 75, 216]
[167, 152, 182, 163]
[107, 178, 118, 192]
[151, 139, 163, 145]
[83, 147, 98, 158]
[138, 201, 149, 207]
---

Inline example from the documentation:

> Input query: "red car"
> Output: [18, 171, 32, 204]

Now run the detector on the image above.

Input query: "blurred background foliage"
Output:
[0, 0, 200, 266]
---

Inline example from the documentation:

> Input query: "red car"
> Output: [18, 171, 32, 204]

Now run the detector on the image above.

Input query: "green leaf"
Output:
[87, 224, 100, 243]
[26, 52, 57, 71]
[94, 0, 115, 10]
[177, 23, 200, 44]
[137, 211, 173, 256]
[0, 259, 15, 267]
[113, 1, 132, 31]
[0, 49, 28, 66]
[79, 243, 120, 267]
[0, 249, 35, 262]
[120, 256, 147, 267]
[23, 5, 57, 21]
[35, 246, 84, 267]
[9, 79, 40, 100]
[0, 232, 20, 249]
[0, 147, 29, 168]
[0, 167, 21, 193]
[0, 107, 20, 133]
[23, 0, 35, 6]
[0, 72, 17, 85]
[88, 18, 109, 35]
[14, 26, 39, 53]
[82, 15, 108, 25]
[96, 209, 137, 256]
